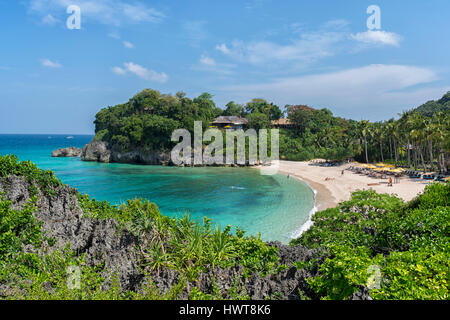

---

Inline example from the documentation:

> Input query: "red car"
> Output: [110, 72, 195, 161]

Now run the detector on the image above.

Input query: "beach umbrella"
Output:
[376, 163, 385, 167]
[366, 164, 377, 169]
[385, 164, 395, 168]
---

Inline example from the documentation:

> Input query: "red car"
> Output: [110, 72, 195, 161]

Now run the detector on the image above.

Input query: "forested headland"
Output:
[89, 89, 449, 170]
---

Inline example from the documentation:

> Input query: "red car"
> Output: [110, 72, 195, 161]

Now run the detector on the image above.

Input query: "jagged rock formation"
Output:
[0, 174, 371, 300]
[0, 175, 142, 292]
[81, 141, 112, 163]
[51, 146, 82, 158]
[81, 141, 170, 165]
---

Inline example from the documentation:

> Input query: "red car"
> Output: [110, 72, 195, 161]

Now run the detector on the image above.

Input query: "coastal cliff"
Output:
[81, 141, 171, 165]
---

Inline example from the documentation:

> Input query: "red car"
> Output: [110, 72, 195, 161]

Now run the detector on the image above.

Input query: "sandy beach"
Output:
[273, 161, 430, 211]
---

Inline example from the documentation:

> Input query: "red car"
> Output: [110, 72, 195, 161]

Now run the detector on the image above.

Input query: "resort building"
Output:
[271, 118, 294, 128]
[211, 116, 248, 130]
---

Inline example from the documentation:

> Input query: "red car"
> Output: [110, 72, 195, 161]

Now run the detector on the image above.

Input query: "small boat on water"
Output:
[66, 136, 74, 139]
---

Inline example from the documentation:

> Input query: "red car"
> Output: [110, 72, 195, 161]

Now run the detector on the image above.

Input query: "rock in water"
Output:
[51, 146, 82, 157]
[81, 141, 112, 163]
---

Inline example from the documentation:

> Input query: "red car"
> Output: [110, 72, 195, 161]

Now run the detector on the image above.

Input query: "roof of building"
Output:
[212, 116, 248, 125]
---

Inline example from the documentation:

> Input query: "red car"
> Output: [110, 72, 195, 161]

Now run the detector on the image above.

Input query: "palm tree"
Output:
[385, 119, 396, 164]
[358, 120, 370, 163]
[408, 112, 427, 172]
[374, 122, 386, 163]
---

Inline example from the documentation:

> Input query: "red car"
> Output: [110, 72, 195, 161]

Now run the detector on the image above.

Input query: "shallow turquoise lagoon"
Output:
[0, 134, 315, 243]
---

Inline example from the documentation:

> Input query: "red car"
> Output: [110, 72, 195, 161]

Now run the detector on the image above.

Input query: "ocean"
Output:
[0, 134, 315, 243]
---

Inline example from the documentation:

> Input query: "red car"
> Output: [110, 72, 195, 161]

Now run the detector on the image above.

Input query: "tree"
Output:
[245, 98, 282, 120]
[223, 101, 245, 117]
[247, 112, 270, 130]
[358, 120, 370, 163]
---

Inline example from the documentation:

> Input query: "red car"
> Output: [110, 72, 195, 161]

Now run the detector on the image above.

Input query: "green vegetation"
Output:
[353, 105, 450, 171]
[1, 155, 448, 300]
[0, 154, 61, 195]
[93, 90, 223, 152]
[281, 107, 358, 161]
[413, 92, 450, 117]
[291, 183, 450, 300]
[91, 89, 449, 168]
[0, 155, 278, 300]
[281, 92, 449, 166]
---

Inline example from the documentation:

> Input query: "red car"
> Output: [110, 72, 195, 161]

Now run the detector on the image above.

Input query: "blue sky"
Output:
[0, 0, 449, 134]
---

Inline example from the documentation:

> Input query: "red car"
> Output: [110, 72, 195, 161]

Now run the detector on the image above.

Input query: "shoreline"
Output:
[279, 169, 337, 211]
[262, 160, 431, 238]
[275, 160, 429, 209]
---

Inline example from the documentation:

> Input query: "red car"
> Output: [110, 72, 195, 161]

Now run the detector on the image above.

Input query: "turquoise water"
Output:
[0, 134, 315, 243]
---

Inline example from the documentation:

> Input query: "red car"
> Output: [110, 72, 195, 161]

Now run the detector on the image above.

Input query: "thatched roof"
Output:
[212, 116, 248, 125]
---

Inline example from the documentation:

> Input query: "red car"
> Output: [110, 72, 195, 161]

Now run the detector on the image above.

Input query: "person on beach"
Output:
[388, 177, 393, 187]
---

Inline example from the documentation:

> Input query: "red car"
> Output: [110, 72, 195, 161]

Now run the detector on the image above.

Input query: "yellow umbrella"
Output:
[385, 164, 395, 168]
[366, 164, 377, 169]
[376, 163, 385, 167]
[374, 167, 386, 171]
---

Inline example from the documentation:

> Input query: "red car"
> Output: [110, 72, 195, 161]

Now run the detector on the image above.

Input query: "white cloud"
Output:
[351, 30, 402, 47]
[28, 0, 165, 26]
[41, 13, 59, 25]
[220, 64, 443, 120]
[199, 55, 216, 66]
[123, 41, 134, 49]
[193, 55, 235, 75]
[216, 31, 345, 65]
[40, 58, 62, 68]
[112, 62, 168, 83]
[215, 44, 231, 55]
[111, 66, 126, 75]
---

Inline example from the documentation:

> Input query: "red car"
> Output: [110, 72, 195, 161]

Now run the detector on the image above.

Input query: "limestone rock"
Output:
[51, 146, 82, 157]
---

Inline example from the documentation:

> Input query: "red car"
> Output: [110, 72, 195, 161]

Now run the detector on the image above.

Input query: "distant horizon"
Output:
[0, 87, 446, 135]
[0, 133, 94, 135]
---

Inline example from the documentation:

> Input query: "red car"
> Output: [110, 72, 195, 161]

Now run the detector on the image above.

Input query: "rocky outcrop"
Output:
[81, 141, 170, 165]
[0, 174, 338, 300]
[81, 141, 112, 163]
[0, 175, 142, 292]
[111, 149, 171, 165]
[51, 146, 82, 157]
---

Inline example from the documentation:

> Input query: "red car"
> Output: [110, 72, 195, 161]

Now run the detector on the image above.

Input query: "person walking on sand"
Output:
[388, 177, 393, 187]
[341, 170, 344, 176]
